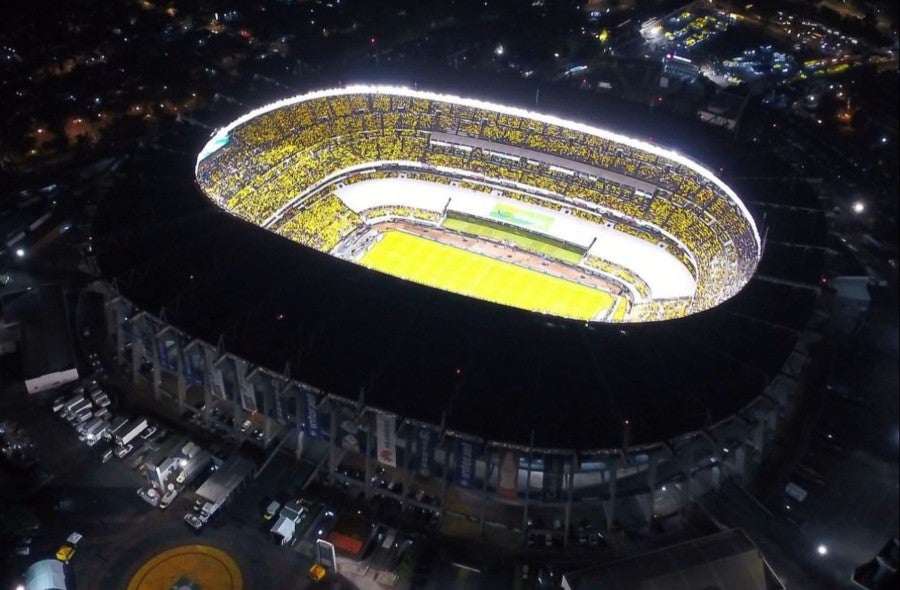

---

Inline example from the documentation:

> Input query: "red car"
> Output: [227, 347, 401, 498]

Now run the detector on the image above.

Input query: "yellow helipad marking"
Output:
[126, 544, 242, 590]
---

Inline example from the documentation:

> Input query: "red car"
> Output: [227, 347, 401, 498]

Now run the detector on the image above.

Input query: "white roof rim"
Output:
[196, 84, 760, 255]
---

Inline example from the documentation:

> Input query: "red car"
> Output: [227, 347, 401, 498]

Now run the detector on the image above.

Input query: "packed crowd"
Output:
[196, 91, 759, 317]
[627, 297, 693, 322]
[582, 255, 652, 299]
[359, 205, 440, 223]
[276, 193, 362, 253]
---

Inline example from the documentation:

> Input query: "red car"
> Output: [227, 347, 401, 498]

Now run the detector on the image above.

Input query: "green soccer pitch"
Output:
[359, 230, 620, 321]
[442, 217, 584, 264]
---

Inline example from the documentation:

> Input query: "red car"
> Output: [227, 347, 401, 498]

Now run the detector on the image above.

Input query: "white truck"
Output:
[65, 397, 91, 420]
[63, 395, 87, 415]
[105, 416, 128, 441]
[115, 418, 148, 447]
[193, 456, 255, 523]
[81, 418, 107, 443]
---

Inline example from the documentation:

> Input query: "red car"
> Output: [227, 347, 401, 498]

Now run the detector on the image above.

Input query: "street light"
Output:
[852, 201, 865, 214]
[817, 544, 829, 556]
[15, 248, 25, 258]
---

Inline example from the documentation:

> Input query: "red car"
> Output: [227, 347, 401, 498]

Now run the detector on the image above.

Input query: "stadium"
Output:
[194, 86, 761, 324]
[94, 81, 822, 540]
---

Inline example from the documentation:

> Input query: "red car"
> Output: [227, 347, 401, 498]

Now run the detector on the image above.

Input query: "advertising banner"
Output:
[302, 389, 322, 439]
[239, 381, 258, 413]
[184, 347, 205, 386]
[542, 455, 564, 501]
[273, 388, 285, 424]
[140, 320, 158, 365]
[210, 366, 226, 400]
[490, 203, 554, 232]
[337, 404, 365, 455]
[375, 413, 397, 467]
[283, 388, 297, 427]
[497, 449, 520, 500]
[455, 438, 479, 489]
[411, 427, 437, 477]
[156, 337, 174, 372]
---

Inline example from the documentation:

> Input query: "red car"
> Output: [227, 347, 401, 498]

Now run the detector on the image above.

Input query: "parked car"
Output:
[159, 488, 178, 509]
[56, 532, 82, 563]
[264, 501, 281, 521]
[13, 535, 32, 557]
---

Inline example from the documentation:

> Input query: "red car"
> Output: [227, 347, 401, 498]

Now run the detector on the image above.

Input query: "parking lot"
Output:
[0, 296, 551, 590]
[0, 352, 365, 589]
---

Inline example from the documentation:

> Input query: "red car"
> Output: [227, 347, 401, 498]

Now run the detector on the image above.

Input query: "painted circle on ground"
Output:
[126, 544, 242, 590]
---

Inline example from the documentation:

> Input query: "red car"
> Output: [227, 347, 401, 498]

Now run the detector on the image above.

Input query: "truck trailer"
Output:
[105, 415, 127, 440]
[115, 417, 148, 447]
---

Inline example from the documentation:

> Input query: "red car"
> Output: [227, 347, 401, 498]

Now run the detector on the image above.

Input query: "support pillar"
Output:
[232, 357, 246, 428]
[644, 453, 658, 531]
[521, 435, 535, 544]
[150, 335, 162, 401]
[605, 458, 618, 534]
[440, 437, 451, 521]
[201, 345, 217, 413]
[328, 399, 338, 483]
[563, 453, 576, 547]
[261, 375, 273, 445]
[172, 334, 187, 407]
[479, 448, 491, 536]
[680, 444, 695, 523]
[131, 323, 144, 386]
[403, 424, 413, 494]
[363, 415, 374, 500]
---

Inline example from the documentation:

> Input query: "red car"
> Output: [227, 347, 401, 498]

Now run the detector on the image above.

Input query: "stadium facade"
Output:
[100, 278, 811, 541]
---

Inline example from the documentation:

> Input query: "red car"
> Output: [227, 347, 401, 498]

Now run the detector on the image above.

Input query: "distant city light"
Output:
[852, 201, 865, 214]
[817, 544, 829, 556]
